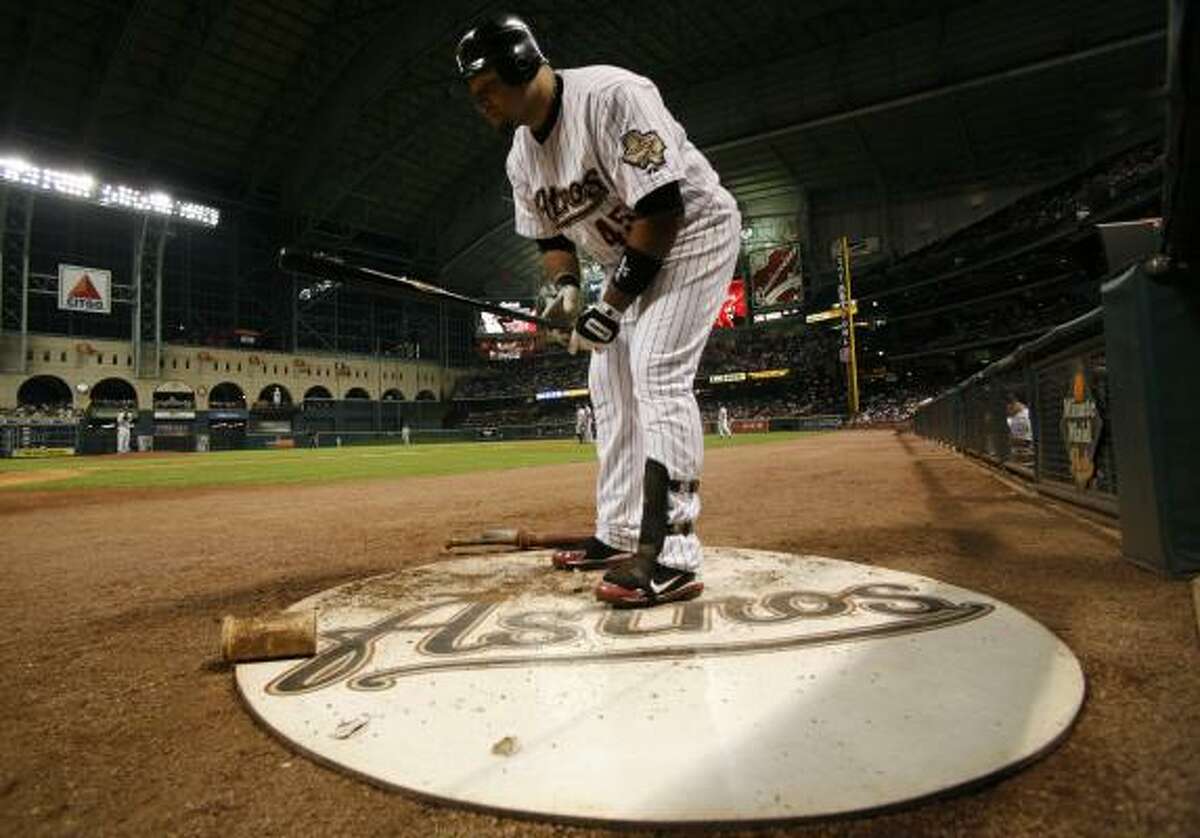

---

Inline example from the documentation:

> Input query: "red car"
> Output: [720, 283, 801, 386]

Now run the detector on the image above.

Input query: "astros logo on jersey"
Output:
[534, 168, 608, 226]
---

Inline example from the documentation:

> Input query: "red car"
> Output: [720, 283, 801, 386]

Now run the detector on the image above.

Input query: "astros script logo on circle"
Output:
[235, 549, 1084, 825]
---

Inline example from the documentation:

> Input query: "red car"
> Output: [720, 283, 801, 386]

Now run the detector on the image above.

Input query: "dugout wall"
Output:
[913, 308, 1118, 517]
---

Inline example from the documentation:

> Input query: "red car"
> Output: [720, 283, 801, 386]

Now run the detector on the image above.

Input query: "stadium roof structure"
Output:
[0, 0, 1166, 297]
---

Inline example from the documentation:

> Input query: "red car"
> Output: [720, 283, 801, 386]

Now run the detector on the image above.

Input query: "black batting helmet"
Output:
[455, 13, 546, 86]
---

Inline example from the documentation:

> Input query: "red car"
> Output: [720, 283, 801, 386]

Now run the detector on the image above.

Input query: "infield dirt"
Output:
[1, 430, 1196, 836]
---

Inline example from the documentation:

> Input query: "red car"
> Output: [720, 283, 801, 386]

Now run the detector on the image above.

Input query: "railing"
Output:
[0, 418, 81, 457]
[912, 308, 1118, 516]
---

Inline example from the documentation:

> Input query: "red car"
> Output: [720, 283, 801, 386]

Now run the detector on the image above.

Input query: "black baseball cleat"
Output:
[552, 537, 632, 571]
[594, 554, 703, 608]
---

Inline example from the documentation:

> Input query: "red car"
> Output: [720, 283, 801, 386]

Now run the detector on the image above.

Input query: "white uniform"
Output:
[575, 406, 588, 442]
[1007, 405, 1032, 442]
[717, 405, 732, 438]
[507, 66, 741, 572]
[116, 411, 131, 454]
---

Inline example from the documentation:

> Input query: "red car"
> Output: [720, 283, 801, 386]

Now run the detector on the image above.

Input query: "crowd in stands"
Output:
[1009, 142, 1160, 234]
[869, 141, 1162, 285]
[696, 380, 935, 426]
[699, 327, 841, 378]
[850, 386, 935, 425]
[698, 393, 821, 422]
[458, 406, 532, 428]
[910, 290, 1096, 353]
[864, 143, 1162, 363]
[454, 353, 589, 400]
[0, 404, 84, 423]
[456, 399, 579, 429]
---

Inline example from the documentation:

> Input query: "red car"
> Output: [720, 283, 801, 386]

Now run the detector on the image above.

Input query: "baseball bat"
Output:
[278, 248, 560, 330]
[445, 528, 593, 550]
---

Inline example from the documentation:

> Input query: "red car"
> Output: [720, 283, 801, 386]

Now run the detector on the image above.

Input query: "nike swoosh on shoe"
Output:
[650, 575, 682, 595]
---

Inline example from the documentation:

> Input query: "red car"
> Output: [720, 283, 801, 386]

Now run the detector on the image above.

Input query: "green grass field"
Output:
[0, 432, 816, 492]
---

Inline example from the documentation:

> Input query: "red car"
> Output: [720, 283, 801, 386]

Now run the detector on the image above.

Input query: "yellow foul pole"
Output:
[838, 236, 861, 416]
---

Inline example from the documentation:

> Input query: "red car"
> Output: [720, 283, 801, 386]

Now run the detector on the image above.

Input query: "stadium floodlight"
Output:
[1, 152, 219, 227]
[176, 201, 219, 226]
[147, 191, 173, 215]
[0, 156, 38, 184]
[2, 156, 97, 199]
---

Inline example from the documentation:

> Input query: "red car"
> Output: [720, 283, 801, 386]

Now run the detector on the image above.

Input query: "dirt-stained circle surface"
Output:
[235, 548, 1085, 825]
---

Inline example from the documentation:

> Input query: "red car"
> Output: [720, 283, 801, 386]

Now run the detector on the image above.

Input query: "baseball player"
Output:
[575, 404, 588, 444]
[457, 14, 741, 607]
[1005, 397, 1032, 443]
[116, 409, 131, 454]
[717, 404, 732, 438]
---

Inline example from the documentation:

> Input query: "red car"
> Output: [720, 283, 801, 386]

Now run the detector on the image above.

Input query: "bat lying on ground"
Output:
[445, 528, 594, 551]
[221, 611, 317, 663]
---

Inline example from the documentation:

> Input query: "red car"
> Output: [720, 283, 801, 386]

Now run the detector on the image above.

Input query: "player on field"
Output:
[457, 14, 740, 607]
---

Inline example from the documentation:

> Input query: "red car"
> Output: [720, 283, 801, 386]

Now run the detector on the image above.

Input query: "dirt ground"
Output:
[1, 430, 1196, 837]
[0, 469, 81, 489]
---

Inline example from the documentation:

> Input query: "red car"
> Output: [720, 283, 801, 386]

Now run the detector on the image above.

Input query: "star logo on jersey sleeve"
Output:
[620, 129, 667, 173]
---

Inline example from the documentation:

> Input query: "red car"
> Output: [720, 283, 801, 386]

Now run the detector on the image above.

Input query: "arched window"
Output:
[17, 375, 73, 408]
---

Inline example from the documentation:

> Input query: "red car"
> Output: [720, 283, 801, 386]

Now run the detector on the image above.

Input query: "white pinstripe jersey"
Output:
[506, 65, 734, 269]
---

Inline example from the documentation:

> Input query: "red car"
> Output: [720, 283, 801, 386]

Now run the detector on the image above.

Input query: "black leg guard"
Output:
[597, 458, 704, 607]
[637, 458, 670, 561]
